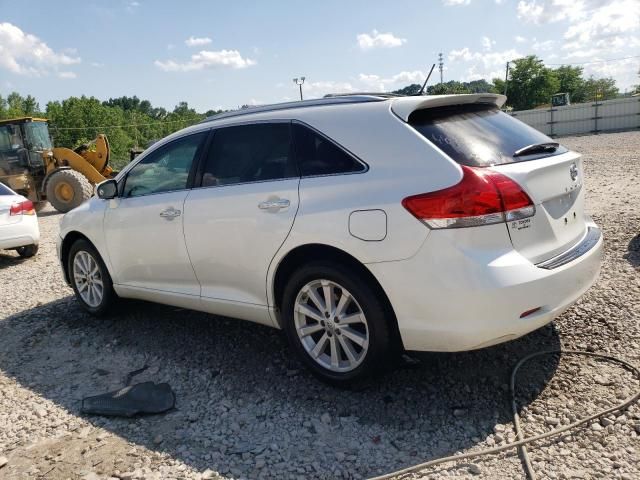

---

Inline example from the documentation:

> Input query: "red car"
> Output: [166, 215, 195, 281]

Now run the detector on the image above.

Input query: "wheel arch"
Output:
[60, 231, 99, 284]
[271, 243, 403, 349]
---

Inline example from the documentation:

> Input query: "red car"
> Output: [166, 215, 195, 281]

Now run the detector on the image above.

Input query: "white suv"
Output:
[57, 94, 603, 384]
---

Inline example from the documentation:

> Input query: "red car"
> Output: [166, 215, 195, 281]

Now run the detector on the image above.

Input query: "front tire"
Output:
[282, 261, 391, 386]
[68, 239, 116, 316]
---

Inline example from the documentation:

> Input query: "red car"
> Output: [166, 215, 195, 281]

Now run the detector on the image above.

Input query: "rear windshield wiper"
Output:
[513, 142, 560, 157]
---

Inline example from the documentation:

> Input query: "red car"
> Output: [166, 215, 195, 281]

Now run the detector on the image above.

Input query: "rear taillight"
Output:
[9, 200, 36, 216]
[402, 166, 535, 229]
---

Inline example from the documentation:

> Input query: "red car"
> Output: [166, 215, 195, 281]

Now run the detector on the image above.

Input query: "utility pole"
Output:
[293, 77, 306, 101]
[438, 53, 444, 84]
[503, 61, 510, 97]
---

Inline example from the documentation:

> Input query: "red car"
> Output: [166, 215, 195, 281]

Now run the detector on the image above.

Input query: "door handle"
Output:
[258, 198, 290, 210]
[159, 207, 181, 220]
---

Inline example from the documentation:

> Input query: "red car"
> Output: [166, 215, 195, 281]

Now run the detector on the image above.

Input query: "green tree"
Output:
[427, 81, 471, 95]
[391, 84, 422, 95]
[552, 65, 586, 103]
[583, 77, 619, 101]
[506, 55, 559, 110]
[465, 79, 495, 93]
[22, 95, 40, 116]
[492, 77, 506, 95]
[0, 94, 7, 119]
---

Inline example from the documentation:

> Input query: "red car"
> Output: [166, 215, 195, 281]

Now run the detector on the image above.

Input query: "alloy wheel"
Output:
[294, 279, 369, 373]
[73, 251, 104, 308]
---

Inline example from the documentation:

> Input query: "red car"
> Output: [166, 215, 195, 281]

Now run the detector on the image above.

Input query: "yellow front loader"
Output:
[0, 118, 116, 213]
[45, 134, 115, 212]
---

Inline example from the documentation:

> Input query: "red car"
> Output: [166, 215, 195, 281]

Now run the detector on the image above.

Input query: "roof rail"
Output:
[323, 92, 406, 98]
[200, 95, 387, 124]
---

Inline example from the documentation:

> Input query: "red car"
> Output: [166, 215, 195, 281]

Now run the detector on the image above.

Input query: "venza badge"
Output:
[570, 163, 578, 181]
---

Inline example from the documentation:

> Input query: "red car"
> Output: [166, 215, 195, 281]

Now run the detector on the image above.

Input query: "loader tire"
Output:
[46, 170, 93, 213]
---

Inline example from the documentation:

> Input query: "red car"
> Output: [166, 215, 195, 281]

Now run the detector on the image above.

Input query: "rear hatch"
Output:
[406, 100, 587, 264]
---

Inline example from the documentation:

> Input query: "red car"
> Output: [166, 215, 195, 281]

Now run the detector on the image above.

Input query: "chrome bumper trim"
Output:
[536, 226, 601, 270]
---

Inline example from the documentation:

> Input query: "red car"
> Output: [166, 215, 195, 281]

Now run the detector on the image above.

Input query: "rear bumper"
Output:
[0, 216, 40, 250]
[367, 220, 603, 352]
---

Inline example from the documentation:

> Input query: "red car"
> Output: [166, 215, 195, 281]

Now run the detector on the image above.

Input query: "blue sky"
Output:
[1, 0, 638, 112]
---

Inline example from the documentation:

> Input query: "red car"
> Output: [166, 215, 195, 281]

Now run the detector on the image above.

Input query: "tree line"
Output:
[393, 55, 631, 110]
[1, 55, 636, 168]
[0, 93, 224, 169]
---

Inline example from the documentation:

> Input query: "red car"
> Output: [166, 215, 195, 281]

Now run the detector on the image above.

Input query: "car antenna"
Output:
[416, 64, 436, 96]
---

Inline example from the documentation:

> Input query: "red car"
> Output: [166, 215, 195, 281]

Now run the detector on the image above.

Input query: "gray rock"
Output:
[468, 463, 482, 475]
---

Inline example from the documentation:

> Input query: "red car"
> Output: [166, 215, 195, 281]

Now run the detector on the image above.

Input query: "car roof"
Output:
[199, 93, 507, 125]
[199, 95, 389, 124]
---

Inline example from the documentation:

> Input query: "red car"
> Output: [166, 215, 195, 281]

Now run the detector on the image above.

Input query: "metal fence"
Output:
[510, 96, 640, 137]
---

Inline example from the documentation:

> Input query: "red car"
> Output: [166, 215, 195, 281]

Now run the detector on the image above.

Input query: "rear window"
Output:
[0, 183, 14, 195]
[409, 104, 567, 167]
[292, 123, 365, 176]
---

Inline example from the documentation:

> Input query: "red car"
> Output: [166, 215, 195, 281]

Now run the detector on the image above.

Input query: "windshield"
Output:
[23, 122, 52, 151]
[409, 104, 567, 167]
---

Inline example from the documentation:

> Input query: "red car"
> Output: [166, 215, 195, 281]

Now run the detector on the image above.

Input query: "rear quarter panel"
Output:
[266, 102, 463, 306]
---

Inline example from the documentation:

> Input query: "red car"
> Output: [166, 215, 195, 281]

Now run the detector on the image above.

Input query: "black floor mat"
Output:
[81, 382, 175, 417]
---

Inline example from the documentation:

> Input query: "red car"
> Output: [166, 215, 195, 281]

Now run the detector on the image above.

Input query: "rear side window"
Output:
[202, 123, 296, 187]
[0, 183, 14, 195]
[292, 123, 365, 176]
[409, 104, 567, 167]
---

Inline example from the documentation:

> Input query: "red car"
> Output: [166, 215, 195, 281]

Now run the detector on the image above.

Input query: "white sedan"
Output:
[57, 94, 603, 384]
[0, 183, 39, 257]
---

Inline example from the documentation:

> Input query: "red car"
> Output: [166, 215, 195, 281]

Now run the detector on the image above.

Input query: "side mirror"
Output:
[96, 179, 118, 200]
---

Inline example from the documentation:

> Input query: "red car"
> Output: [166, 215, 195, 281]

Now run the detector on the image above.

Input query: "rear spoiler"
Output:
[390, 94, 507, 122]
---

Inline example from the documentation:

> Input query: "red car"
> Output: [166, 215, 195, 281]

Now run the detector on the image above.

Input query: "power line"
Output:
[50, 118, 197, 131]
[543, 55, 640, 66]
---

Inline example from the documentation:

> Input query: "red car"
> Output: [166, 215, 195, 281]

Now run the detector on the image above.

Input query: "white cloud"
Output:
[482, 36, 495, 51]
[357, 30, 407, 50]
[443, 0, 471, 5]
[516, 0, 639, 90]
[57, 71, 76, 79]
[155, 49, 256, 71]
[563, 1, 639, 43]
[297, 70, 429, 99]
[185, 36, 212, 47]
[448, 46, 522, 81]
[358, 70, 428, 90]
[532, 39, 555, 51]
[303, 80, 356, 97]
[515, 35, 527, 43]
[126, 1, 140, 12]
[0, 22, 80, 77]
[90, 62, 104, 68]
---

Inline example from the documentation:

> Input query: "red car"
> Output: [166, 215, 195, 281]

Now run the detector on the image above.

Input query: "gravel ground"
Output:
[0, 131, 639, 480]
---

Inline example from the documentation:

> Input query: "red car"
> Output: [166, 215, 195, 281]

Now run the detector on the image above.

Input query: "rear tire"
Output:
[46, 170, 93, 213]
[34, 201, 48, 212]
[281, 261, 391, 386]
[68, 239, 116, 316]
[16, 244, 38, 258]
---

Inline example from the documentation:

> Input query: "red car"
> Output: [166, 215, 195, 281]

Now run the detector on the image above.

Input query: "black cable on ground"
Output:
[368, 350, 640, 480]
